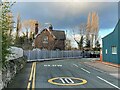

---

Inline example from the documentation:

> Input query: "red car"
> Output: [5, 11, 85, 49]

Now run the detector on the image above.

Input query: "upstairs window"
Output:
[43, 36, 48, 43]
[112, 46, 117, 54]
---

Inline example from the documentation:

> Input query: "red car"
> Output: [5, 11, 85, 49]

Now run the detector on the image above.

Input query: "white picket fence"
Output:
[24, 49, 82, 62]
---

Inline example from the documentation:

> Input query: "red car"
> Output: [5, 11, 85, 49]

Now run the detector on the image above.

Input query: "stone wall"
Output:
[0, 47, 27, 89]
[1, 56, 27, 89]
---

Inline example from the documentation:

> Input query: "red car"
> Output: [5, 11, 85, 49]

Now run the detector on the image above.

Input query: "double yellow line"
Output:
[27, 62, 36, 90]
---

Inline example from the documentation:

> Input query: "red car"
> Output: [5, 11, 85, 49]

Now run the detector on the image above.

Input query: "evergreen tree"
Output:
[1, 1, 14, 68]
[95, 40, 101, 51]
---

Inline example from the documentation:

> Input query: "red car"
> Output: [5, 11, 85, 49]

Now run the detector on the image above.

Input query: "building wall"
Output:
[102, 20, 120, 64]
[35, 29, 55, 49]
[35, 30, 65, 50]
[118, 20, 120, 63]
[54, 39, 65, 50]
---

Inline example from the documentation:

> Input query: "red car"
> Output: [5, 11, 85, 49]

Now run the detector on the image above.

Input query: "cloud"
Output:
[6, 0, 120, 2]
[12, 2, 118, 30]
[11, 2, 118, 48]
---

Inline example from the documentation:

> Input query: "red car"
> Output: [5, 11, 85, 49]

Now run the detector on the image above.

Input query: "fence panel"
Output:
[24, 49, 82, 61]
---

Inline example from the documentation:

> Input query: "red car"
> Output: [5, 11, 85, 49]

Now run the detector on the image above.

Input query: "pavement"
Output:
[83, 59, 120, 79]
[4, 58, 120, 89]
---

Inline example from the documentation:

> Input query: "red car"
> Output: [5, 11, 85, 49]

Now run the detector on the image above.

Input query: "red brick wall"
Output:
[35, 30, 65, 50]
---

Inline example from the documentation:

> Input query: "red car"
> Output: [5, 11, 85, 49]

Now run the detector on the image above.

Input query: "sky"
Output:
[11, 1, 119, 48]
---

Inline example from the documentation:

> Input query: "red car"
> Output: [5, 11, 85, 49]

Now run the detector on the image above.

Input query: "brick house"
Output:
[34, 25, 66, 50]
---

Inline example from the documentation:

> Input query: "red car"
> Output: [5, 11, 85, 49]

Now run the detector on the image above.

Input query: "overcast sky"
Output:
[11, 2, 119, 47]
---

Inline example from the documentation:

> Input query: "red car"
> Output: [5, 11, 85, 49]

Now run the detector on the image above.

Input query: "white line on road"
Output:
[73, 64, 78, 67]
[59, 78, 66, 84]
[65, 78, 74, 84]
[81, 68, 90, 74]
[97, 76, 120, 89]
[59, 78, 75, 84]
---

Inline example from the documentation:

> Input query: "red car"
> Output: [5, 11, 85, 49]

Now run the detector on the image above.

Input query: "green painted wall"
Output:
[102, 20, 120, 64]
[118, 2, 120, 63]
[118, 20, 120, 64]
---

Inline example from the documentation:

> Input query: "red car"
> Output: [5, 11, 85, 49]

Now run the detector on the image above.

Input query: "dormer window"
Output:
[43, 36, 48, 43]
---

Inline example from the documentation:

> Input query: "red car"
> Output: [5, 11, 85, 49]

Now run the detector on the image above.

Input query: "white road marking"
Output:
[64, 78, 74, 84]
[59, 78, 74, 84]
[44, 65, 50, 67]
[44, 65, 48, 67]
[57, 65, 63, 67]
[73, 64, 78, 67]
[81, 68, 90, 73]
[59, 78, 66, 84]
[97, 76, 120, 89]
[44, 65, 62, 67]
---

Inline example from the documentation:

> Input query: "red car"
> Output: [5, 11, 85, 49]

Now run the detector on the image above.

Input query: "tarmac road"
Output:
[6, 59, 120, 89]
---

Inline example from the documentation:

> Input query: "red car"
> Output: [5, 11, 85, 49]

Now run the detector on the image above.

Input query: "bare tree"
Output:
[86, 12, 99, 49]
[22, 20, 30, 40]
[86, 12, 91, 33]
[16, 13, 21, 40]
[22, 20, 40, 40]
[73, 23, 86, 50]
[6, 12, 14, 36]
[65, 39, 72, 50]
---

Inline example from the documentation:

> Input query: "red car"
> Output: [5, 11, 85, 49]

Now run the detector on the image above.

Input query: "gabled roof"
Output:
[51, 30, 66, 40]
[36, 29, 66, 40]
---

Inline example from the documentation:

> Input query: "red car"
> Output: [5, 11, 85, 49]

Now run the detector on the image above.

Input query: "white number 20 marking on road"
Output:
[59, 78, 75, 84]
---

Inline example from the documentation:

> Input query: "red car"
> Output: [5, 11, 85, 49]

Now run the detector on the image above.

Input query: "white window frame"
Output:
[43, 36, 48, 43]
[105, 49, 107, 54]
[112, 46, 117, 54]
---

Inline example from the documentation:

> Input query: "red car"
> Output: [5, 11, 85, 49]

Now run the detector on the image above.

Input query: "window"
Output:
[112, 46, 117, 54]
[105, 49, 107, 54]
[43, 36, 48, 43]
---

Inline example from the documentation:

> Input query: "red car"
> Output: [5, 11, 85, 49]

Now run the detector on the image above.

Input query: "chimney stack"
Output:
[35, 21, 38, 35]
[49, 24, 53, 30]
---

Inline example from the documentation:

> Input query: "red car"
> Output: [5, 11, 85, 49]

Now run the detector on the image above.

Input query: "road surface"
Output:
[6, 59, 119, 89]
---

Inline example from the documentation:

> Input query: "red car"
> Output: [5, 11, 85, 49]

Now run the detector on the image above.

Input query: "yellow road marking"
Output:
[32, 62, 36, 90]
[27, 83, 31, 90]
[27, 62, 36, 90]
[48, 77, 87, 86]
[27, 63, 34, 90]
[29, 63, 35, 81]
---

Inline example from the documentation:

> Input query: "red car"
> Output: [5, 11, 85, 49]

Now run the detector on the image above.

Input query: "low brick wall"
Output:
[1, 56, 27, 89]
